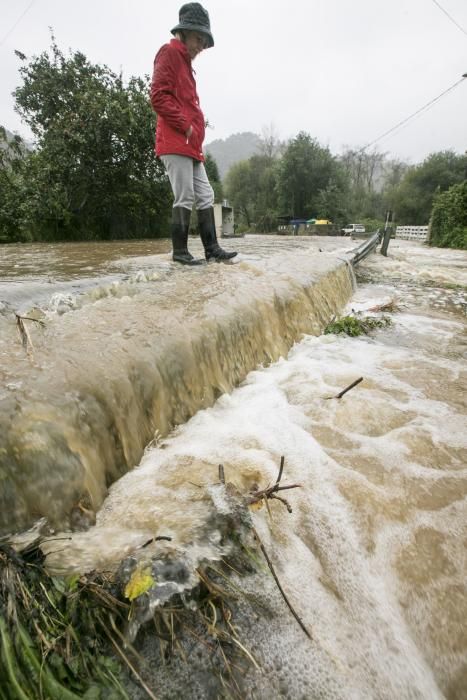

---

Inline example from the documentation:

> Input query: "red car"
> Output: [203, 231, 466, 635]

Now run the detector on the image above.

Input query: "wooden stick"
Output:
[275, 455, 285, 486]
[334, 377, 363, 399]
[16, 315, 45, 326]
[269, 495, 292, 513]
[15, 314, 33, 354]
[218, 464, 225, 484]
[253, 528, 312, 640]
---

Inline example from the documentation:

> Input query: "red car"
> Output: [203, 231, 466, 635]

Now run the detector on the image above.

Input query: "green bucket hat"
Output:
[171, 3, 214, 48]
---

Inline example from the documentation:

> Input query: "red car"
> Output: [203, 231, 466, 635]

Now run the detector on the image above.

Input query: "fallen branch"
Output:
[15, 313, 46, 357]
[246, 458, 311, 639]
[327, 376, 364, 400]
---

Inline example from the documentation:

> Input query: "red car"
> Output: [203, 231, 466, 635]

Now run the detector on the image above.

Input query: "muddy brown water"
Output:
[2, 236, 466, 699]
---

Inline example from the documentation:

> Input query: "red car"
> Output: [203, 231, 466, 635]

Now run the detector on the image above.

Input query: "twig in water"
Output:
[328, 377, 364, 400]
[253, 528, 312, 640]
[218, 464, 225, 484]
[16, 315, 46, 326]
[276, 455, 285, 486]
[15, 313, 45, 356]
[269, 494, 292, 513]
[140, 536, 172, 548]
[15, 314, 34, 355]
[248, 457, 301, 512]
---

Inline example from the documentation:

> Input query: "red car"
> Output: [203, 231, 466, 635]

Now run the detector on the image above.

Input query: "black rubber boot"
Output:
[171, 207, 204, 265]
[197, 207, 237, 262]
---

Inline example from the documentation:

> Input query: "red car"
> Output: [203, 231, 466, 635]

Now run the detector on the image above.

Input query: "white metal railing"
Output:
[395, 225, 429, 241]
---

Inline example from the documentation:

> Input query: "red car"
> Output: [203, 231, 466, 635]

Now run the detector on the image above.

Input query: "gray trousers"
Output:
[161, 155, 214, 211]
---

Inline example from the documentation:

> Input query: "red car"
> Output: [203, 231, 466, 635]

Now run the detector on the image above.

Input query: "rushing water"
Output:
[2, 237, 467, 698]
[0, 235, 355, 534]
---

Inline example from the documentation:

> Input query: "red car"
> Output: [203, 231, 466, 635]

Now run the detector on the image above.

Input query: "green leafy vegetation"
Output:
[224, 131, 466, 248]
[324, 315, 392, 336]
[0, 543, 129, 699]
[430, 180, 467, 250]
[204, 151, 223, 203]
[387, 151, 467, 226]
[1, 38, 173, 242]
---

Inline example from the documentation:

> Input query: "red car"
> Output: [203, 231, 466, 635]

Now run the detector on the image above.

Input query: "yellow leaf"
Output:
[248, 499, 263, 511]
[124, 567, 155, 601]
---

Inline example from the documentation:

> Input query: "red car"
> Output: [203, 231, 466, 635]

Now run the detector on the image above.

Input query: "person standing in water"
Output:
[150, 3, 237, 265]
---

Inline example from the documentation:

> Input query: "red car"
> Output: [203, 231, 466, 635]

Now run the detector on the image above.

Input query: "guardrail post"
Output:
[380, 210, 393, 256]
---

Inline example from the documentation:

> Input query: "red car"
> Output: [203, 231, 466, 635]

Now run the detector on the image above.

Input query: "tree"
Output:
[225, 155, 279, 230]
[204, 152, 223, 202]
[258, 123, 285, 160]
[388, 151, 467, 224]
[224, 160, 254, 226]
[338, 147, 398, 222]
[12, 38, 172, 240]
[277, 132, 348, 220]
[0, 127, 31, 242]
[430, 181, 467, 249]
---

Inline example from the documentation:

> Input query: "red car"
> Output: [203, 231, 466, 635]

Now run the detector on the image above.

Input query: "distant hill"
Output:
[0, 127, 15, 152]
[205, 131, 261, 179]
[0, 126, 32, 154]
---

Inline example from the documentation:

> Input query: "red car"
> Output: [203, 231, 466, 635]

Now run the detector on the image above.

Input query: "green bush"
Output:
[430, 181, 467, 250]
[8, 40, 172, 242]
[359, 218, 385, 234]
[324, 315, 391, 336]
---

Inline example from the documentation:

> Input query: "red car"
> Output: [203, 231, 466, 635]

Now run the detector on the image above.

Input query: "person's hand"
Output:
[185, 125, 193, 142]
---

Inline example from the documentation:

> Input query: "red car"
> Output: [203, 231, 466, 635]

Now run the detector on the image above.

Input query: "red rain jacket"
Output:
[150, 39, 205, 162]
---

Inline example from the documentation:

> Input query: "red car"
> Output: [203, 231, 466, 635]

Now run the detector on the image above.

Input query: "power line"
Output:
[360, 75, 467, 152]
[430, 0, 467, 38]
[0, 0, 37, 48]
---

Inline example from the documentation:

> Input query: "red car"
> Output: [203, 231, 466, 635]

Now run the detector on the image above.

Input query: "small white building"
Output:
[213, 200, 239, 238]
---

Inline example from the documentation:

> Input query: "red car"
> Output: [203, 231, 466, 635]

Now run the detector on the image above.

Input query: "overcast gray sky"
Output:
[1, 0, 466, 163]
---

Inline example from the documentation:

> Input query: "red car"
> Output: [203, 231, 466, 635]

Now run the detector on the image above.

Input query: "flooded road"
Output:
[0, 239, 171, 311]
[2, 237, 466, 698]
[0, 236, 352, 313]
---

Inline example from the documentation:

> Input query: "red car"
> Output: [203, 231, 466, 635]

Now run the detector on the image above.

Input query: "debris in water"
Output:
[247, 455, 301, 514]
[1, 456, 306, 699]
[326, 376, 364, 400]
[324, 314, 392, 336]
[367, 298, 403, 313]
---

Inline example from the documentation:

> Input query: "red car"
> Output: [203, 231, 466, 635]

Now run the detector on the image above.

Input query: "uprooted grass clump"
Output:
[0, 541, 130, 699]
[0, 532, 261, 700]
[0, 460, 305, 700]
[324, 314, 392, 337]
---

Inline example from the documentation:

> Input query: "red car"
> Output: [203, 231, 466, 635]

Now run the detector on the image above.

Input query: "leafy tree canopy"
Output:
[430, 181, 467, 249]
[5, 37, 172, 241]
[277, 132, 349, 221]
[388, 150, 467, 225]
[204, 152, 223, 203]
